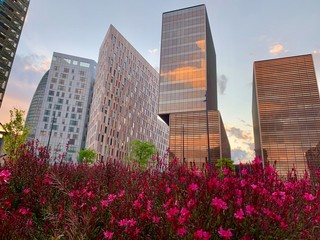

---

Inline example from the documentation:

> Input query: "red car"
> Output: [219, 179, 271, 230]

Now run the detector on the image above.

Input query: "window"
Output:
[70, 120, 78, 126]
[76, 101, 83, 107]
[73, 60, 78, 65]
[49, 90, 54, 96]
[80, 62, 90, 68]
[47, 96, 53, 102]
[43, 116, 49, 122]
[54, 104, 62, 110]
[58, 85, 65, 91]
[44, 110, 50, 115]
[64, 58, 71, 64]
[58, 98, 63, 104]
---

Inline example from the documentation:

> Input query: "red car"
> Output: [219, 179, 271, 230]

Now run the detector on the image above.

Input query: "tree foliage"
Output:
[2, 108, 30, 160]
[78, 149, 97, 164]
[129, 140, 156, 169]
[216, 157, 235, 173]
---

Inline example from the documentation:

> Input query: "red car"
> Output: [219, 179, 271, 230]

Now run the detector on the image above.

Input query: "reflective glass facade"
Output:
[0, 0, 30, 107]
[253, 54, 320, 176]
[159, 5, 230, 168]
[170, 110, 230, 168]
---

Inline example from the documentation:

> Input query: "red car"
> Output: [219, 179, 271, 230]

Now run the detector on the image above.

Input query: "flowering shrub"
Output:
[0, 141, 319, 239]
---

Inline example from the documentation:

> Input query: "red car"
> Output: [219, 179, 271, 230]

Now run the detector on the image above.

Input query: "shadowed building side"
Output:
[26, 70, 49, 140]
[0, 0, 30, 107]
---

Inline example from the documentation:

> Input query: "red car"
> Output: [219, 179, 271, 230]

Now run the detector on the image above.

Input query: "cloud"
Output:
[231, 149, 248, 162]
[227, 127, 251, 140]
[218, 74, 228, 95]
[148, 48, 158, 55]
[269, 43, 285, 54]
[0, 54, 50, 123]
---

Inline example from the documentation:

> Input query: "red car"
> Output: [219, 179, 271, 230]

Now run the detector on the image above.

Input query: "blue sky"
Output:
[1, 0, 320, 162]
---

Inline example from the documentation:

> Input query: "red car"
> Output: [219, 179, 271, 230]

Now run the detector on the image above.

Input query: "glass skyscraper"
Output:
[0, 0, 30, 107]
[159, 5, 230, 169]
[253, 54, 320, 176]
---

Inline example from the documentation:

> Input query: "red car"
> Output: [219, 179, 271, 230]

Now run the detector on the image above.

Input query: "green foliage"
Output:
[128, 139, 156, 169]
[78, 149, 97, 164]
[216, 157, 235, 173]
[2, 108, 30, 160]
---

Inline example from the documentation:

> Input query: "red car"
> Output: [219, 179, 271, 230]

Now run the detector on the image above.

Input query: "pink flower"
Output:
[133, 199, 142, 209]
[118, 218, 136, 227]
[212, 197, 228, 211]
[118, 190, 125, 197]
[177, 227, 187, 237]
[91, 206, 97, 212]
[166, 207, 179, 220]
[187, 199, 196, 208]
[194, 229, 211, 240]
[188, 183, 199, 192]
[101, 200, 108, 207]
[218, 226, 232, 239]
[107, 194, 117, 203]
[245, 205, 255, 215]
[234, 209, 244, 220]
[23, 188, 30, 194]
[103, 230, 114, 239]
[152, 216, 160, 223]
[281, 221, 288, 229]
[19, 208, 30, 215]
[0, 170, 11, 184]
[304, 193, 316, 201]
[178, 208, 190, 224]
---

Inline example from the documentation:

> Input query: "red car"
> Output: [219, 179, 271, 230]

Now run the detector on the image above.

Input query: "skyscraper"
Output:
[25, 70, 49, 140]
[252, 54, 320, 176]
[0, 0, 30, 107]
[86, 25, 168, 162]
[31, 52, 97, 161]
[159, 5, 230, 169]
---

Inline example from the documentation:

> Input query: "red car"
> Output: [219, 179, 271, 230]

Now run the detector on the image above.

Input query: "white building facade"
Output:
[33, 52, 96, 161]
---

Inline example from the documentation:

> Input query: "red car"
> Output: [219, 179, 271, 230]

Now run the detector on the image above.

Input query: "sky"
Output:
[1, 0, 320, 163]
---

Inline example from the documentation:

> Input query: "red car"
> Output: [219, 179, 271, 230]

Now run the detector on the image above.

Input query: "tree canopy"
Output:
[129, 140, 156, 169]
[2, 108, 30, 160]
[78, 149, 97, 164]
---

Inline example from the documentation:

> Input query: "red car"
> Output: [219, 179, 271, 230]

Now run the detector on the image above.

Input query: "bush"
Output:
[0, 142, 319, 239]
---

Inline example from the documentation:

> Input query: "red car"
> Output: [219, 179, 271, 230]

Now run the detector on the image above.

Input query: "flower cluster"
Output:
[0, 141, 319, 239]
